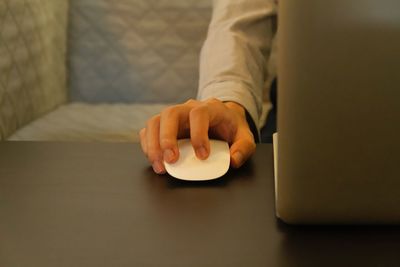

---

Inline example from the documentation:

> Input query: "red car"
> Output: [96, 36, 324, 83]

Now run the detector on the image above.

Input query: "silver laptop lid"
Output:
[276, 0, 400, 224]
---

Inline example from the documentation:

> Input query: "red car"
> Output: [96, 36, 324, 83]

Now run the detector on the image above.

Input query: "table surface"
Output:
[1, 142, 400, 267]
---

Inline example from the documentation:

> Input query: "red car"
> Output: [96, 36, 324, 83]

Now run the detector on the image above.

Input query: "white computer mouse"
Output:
[164, 139, 230, 181]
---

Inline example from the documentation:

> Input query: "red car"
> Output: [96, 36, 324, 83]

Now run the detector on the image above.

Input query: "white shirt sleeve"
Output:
[197, 0, 278, 134]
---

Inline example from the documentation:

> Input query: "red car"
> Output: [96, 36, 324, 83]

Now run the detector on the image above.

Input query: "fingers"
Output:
[141, 100, 201, 174]
[159, 103, 193, 163]
[189, 98, 256, 167]
[140, 98, 256, 174]
[188, 99, 231, 160]
[160, 100, 208, 163]
[189, 105, 210, 159]
[159, 106, 180, 164]
[229, 128, 256, 168]
[145, 115, 166, 174]
[193, 99, 237, 144]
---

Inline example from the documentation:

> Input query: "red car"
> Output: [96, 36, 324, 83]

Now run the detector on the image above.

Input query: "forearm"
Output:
[198, 0, 278, 134]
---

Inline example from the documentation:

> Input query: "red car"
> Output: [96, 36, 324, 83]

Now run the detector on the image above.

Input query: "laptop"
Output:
[275, 0, 400, 224]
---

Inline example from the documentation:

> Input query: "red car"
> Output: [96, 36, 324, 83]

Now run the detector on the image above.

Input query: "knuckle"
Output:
[184, 98, 199, 106]
[147, 115, 160, 128]
[191, 138, 206, 149]
[206, 98, 222, 105]
[189, 104, 208, 118]
[161, 106, 180, 118]
[159, 138, 175, 149]
[190, 127, 209, 146]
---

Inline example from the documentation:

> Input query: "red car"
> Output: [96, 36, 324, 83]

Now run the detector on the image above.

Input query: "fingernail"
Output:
[152, 161, 165, 174]
[163, 149, 175, 163]
[232, 152, 244, 165]
[196, 146, 208, 159]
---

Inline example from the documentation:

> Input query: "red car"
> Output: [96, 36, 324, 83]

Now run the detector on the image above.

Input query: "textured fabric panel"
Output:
[68, 0, 212, 104]
[8, 102, 169, 142]
[0, 0, 68, 140]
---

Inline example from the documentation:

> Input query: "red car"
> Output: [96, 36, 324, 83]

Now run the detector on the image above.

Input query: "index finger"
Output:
[159, 101, 198, 163]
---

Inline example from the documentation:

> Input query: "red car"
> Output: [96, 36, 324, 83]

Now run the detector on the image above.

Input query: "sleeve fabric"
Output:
[197, 0, 278, 140]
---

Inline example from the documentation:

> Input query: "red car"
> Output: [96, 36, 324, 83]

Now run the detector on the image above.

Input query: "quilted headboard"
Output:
[0, 0, 68, 140]
[68, 0, 212, 103]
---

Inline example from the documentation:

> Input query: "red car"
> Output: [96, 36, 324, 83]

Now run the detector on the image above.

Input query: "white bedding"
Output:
[9, 103, 169, 142]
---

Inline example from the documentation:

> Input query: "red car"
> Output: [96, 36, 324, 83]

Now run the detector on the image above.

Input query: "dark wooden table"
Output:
[1, 142, 400, 267]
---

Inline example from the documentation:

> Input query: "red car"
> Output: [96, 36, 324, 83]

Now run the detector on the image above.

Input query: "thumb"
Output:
[229, 136, 256, 168]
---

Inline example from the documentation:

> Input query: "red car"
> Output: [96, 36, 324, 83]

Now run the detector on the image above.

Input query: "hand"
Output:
[139, 98, 256, 174]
